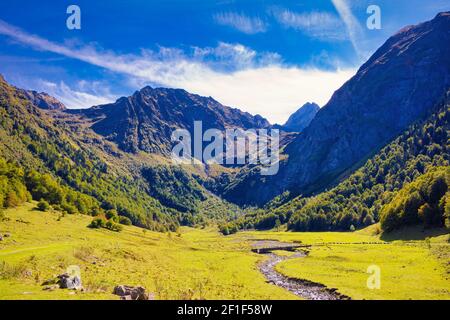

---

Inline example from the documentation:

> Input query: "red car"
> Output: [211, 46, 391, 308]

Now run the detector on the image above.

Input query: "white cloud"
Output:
[181, 66, 355, 124]
[0, 19, 356, 124]
[39, 80, 114, 108]
[331, 0, 367, 58]
[213, 12, 267, 34]
[272, 9, 348, 41]
[192, 42, 282, 71]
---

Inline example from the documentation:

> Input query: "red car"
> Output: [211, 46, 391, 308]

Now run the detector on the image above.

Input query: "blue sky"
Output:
[0, 0, 449, 123]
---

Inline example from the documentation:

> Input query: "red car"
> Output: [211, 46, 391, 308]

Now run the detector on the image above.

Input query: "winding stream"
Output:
[255, 244, 351, 300]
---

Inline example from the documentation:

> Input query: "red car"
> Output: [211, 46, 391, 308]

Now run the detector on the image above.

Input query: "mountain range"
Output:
[0, 12, 449, 233]
[68, 87, 270, 154]
[218, 11, 450, 206]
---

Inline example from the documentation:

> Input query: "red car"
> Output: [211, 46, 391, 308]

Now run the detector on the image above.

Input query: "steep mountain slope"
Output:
[19, 89, 66, 110]
[283, 102, 320, 132]
[220, 12, 450, 206]
[0, 75, 179, 230]
[284, 94, 450, 232]
[0, 75, 243, 231]
[69, 86, 270, 154]
[221, 91, 449, 233]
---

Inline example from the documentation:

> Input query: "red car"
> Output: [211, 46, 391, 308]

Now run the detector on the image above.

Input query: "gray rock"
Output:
[113, 285, 152, 300]
[57, 273, 83, 290]
[113, 285, 128, 296]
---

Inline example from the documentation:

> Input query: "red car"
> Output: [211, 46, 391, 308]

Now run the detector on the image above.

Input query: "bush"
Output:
[105, 209, 119, 222]
[119, 216, 132, 226]
[89, 217, 106, 229]
[5, 192, 20, 207]
[37, 199, 50, 212]
[219, 225, 230, 235]
[105, 220, 123, 232]
[61, 203, 78, 215]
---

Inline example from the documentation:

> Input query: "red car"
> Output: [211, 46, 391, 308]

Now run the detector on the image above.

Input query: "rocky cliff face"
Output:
[0, 74, 65, 111]
[70, 86, 270, 154]
[20, 90, 66, 110]
[283, 102, 320, 132]
[221, 12, 450, 206]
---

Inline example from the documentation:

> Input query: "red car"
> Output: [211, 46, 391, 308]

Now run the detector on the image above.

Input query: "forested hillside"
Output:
[0, 76, 182, 230]
[220, 92, 450, 233]
[380, 167, 449, 231]
[217, 12, 450, 206]
[0, 75, 241, 231]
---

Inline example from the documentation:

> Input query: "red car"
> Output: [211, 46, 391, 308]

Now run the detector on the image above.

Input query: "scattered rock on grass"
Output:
[43, 285, 59, 291]
[113, 285, 154, 300]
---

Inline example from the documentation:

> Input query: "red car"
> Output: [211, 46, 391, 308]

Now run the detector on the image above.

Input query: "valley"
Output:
[0, 203, 448, 300]
[0, 10, 449, 301]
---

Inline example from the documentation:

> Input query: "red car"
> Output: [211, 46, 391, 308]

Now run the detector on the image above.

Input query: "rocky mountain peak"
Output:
[21, 90, 66, 110]
[71, 85, 270, 153]
[283, 102, 320, 132]
[220, 11, 450, 206]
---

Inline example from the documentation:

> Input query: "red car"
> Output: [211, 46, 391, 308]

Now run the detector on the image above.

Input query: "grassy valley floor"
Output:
[0, 203, 449, 300]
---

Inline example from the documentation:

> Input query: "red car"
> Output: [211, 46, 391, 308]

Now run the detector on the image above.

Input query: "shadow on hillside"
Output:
[380, 226, 449, 242]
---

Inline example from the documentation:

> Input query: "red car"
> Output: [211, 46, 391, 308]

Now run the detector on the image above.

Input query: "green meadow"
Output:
[0, 203, 449, 300]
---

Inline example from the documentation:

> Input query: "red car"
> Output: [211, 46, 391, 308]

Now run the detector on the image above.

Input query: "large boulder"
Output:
[57, 273, 83, 290]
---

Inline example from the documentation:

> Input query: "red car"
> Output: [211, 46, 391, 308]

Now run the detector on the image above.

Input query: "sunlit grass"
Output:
[0, 203, 295, 300]
[1, 203, 448, 300]
[238, 228, 450, 300]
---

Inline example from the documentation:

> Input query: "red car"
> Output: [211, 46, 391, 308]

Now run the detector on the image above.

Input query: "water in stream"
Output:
[256, 246, 350, 300]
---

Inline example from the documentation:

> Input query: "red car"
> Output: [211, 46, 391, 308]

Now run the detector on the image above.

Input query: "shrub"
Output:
[119, 216, 132, 226]
[219, 225, 230, 235]
[105, 220, 123, 232]
[61, 203, 78, 215]
[0, 261, 30, 280]
[5, 192, 20, 207]
[105, 209, 119, 222]
[89, 217, 106, 229]
[37, 199, 50, 212]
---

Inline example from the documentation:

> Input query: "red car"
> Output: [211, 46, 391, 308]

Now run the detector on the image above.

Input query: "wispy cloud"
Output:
[0, 19, 355, 123]
[39, 80, 115, 108]
[192, 42, 281, 71]
[213, 12, 267, 34]
[331, 0, 366, 58]
[271, 9, 348, 41]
